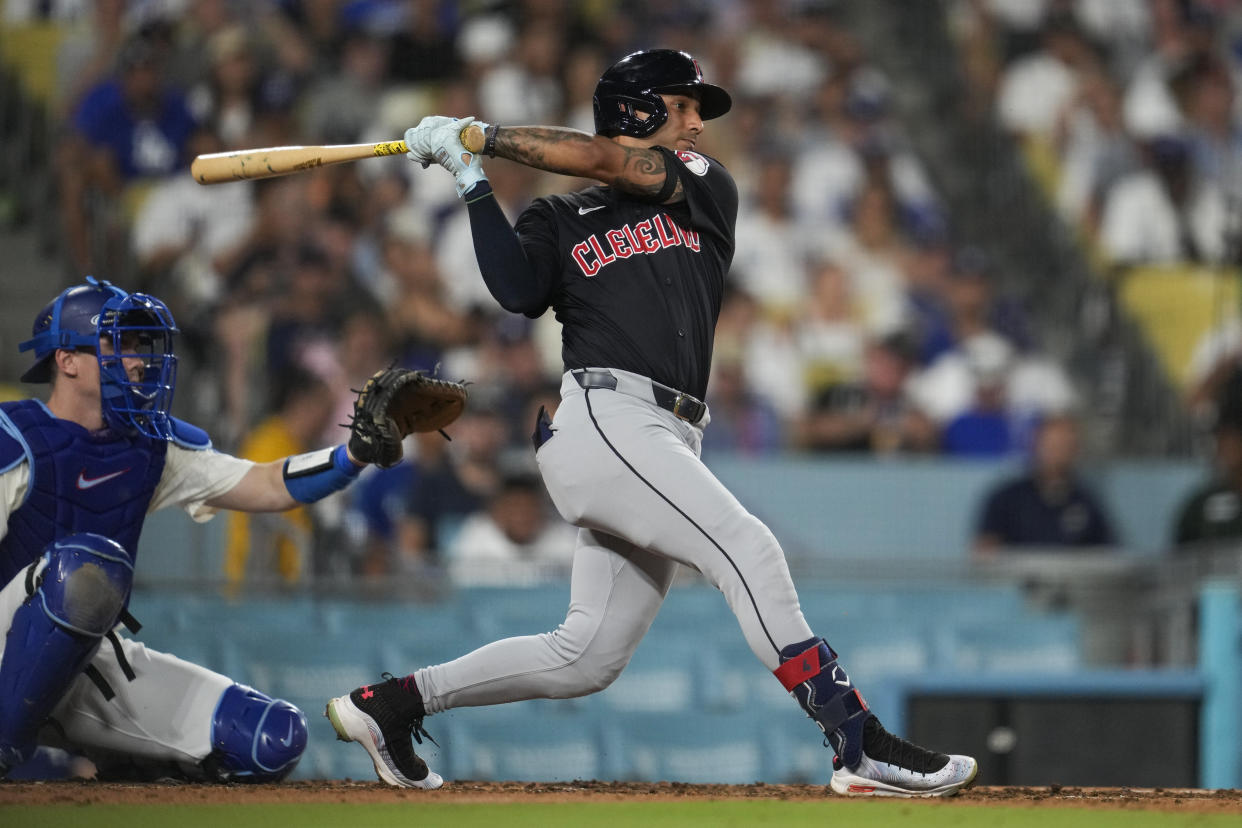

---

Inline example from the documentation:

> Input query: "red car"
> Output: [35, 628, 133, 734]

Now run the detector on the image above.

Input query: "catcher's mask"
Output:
[593, 48, 732, 139]
[19, 276, 179, 440]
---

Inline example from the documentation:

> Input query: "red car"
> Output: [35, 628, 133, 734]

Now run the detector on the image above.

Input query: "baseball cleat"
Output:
[325, 673, 443, 789]
[829, 717, 978, 797]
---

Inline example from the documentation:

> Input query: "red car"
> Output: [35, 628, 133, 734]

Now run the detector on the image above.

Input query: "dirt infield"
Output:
[3, 780, 1242, 813]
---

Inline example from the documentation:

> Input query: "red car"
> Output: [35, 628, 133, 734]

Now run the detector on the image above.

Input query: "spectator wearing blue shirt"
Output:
[974, 414, 1117, 555]
[59, 33, 198, 270]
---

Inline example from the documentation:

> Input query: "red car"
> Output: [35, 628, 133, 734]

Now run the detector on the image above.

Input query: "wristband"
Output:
[283, 444, 362, 504]
[483, 124, 500, 157]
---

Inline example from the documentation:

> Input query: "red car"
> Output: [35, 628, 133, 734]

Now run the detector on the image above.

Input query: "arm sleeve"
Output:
[465, 182, 556, 316]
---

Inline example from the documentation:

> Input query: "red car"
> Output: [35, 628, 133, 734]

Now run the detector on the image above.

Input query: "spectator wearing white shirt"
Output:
[1098, 135, 1228, 265]
[449, 472, 576, 587]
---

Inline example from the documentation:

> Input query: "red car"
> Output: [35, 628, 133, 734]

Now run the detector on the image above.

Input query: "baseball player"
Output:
[0, 278, 408, 781]
[328, 49, 978, 797]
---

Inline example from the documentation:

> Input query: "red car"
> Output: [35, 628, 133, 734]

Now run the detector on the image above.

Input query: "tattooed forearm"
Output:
[493, 127, 597, 175]
[491, 126, 680, 200]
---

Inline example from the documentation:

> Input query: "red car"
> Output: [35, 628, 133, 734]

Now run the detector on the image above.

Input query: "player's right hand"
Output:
[404, 115, 457, 167]
[428, 117, 489, 198]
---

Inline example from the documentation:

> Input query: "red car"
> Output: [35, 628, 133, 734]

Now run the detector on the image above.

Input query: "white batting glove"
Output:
[429, 116, 490, 197]
[404, 115, 457, 166]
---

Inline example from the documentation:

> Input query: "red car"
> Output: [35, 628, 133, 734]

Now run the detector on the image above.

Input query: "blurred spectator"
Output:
[911, 331, 1077, 456]
[1173, 378, 1242, 546]
[130, 129, 255, 309]
[974, 413, 1117, 555]
[794, 331, 936, 455]
[792, 69, 940, 239]
[1121, 0, 1217, 139]
[732, 152, 814, 313]
[826, 179, 913, 336]
[448, 472, 576, 587]
[53, 0, 126, 119]
[996, 12, 1099, 141]
[1053, 68, 1142, 232]
[476, 19, 563, 126]
[224, 370, 336, 587]
[914, 246, 1034, 367]
[301, 29, 389, 143]
[395, 408, 507, 572]
[702, 353, 784, 456]
[1173, 52, 1242, 200]
[386, 0, 462, 84]
[264, 244, 351, 382]
[1098, 135, 1228, 264]
[381, 210, 479, 371]
[797, 258, 867, 394]
[59, 32, 198, 270]
[185, 24, 264, 148]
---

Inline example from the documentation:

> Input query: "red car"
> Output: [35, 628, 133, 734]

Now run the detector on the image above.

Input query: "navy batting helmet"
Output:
[19, 276, 179, 440]
[593, 49, 732, 139]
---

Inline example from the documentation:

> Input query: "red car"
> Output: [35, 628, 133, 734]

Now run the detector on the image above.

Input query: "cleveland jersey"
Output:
[515, 147, 738, 400]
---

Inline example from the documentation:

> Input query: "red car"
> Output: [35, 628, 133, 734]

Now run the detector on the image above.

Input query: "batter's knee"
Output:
[39, 533, 135, 636]
[545, 631, 635, 697]
[204, 684, 307, 782]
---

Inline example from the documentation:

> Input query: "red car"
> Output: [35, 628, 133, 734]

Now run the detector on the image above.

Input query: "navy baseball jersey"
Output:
[514, 147, 738, 400]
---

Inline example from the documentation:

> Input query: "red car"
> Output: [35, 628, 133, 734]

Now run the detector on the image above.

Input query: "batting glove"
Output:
[404, 115, 457, 166]
[430, 116, 490, 198]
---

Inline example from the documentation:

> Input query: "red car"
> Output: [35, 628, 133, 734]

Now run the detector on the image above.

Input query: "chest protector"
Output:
[0, 400, 167, 584]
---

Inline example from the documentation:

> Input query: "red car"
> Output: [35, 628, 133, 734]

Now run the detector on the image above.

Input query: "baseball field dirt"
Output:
[4, 779, 1242, 811]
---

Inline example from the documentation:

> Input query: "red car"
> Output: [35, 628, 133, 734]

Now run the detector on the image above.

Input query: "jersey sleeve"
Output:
[149, 443, 255, 522]
[658, 147, 738, 254]
[513, 197, 565, 316]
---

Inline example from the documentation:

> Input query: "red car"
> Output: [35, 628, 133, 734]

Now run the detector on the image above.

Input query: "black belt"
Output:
[573, 369, 707, 425]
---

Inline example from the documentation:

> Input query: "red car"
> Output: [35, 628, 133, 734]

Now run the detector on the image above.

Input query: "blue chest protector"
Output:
[0, 400, 209, 584]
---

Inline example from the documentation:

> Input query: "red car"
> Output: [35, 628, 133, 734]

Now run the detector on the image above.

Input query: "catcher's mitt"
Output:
[347, 367, 468, 467]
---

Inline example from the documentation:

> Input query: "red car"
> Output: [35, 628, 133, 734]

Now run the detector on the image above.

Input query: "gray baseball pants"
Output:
[413, 369, 814, 714]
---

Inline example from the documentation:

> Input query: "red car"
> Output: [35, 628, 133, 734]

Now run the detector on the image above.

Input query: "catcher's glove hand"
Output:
[347, 368, 468, 467]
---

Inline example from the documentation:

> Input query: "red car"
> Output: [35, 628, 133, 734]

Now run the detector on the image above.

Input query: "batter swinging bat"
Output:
[191, 125, 489, 185]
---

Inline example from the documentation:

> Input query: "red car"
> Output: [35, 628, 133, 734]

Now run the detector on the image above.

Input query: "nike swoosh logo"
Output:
[76, 469, 129, 490]
[279, 720, 295, 747]
[578, 205, 605, 214]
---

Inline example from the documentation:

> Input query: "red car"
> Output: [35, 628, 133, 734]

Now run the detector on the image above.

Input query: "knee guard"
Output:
[775, 637, 871, 769]
[206, 684, 307, 782]
[0, 533, 134, 770]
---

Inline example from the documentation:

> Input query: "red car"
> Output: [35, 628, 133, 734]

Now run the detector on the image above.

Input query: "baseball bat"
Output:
[190, 139, 410, 184]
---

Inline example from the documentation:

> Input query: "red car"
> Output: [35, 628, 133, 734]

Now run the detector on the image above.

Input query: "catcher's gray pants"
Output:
[414, 369, 814, 714]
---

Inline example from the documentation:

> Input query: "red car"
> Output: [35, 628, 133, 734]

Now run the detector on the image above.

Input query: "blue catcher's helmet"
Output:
[18, 276, 179, 440]
[593, 49, 732, 139]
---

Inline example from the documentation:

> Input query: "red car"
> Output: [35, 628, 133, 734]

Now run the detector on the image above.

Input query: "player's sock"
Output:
[773, 636, 873, 769]
[396, 674, 422, 697]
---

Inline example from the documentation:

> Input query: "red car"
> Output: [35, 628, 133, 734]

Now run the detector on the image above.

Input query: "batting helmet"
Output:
[19, 276, 179, 440]
[593, 49, 732, 139]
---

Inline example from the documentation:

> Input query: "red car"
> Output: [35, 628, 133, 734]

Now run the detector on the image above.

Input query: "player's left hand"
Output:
[347, 367, 469, 468]
[404, 115, 457, 166]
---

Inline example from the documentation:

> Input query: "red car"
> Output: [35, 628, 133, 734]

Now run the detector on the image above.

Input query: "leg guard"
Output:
[0, 534, 134, 773]
[204, 684, 307, 782]
[775, 636, 872, 770]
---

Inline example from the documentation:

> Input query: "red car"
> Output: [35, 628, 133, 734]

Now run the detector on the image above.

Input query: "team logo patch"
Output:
[676, 150, 709, 176]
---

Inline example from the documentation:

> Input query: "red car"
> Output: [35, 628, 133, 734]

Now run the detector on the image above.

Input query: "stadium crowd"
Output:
[6, 0, 1242, 581]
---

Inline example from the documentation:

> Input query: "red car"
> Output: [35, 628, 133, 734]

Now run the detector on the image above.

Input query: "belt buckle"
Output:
[671, 393, 703, 424]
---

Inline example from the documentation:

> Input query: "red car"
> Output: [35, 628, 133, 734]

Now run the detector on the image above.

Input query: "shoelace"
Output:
[379, 672, 439, 748]
[863, 720, 945, 775]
